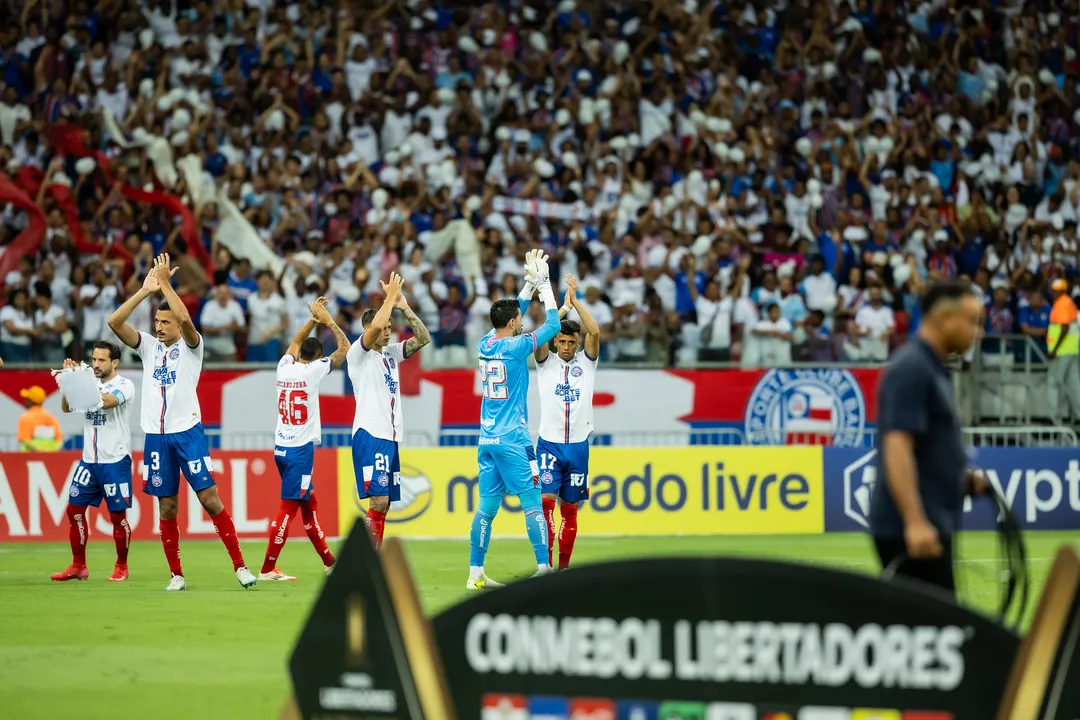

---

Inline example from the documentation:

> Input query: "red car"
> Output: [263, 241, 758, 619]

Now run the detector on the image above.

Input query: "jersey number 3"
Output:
[278, 389, 309, 426]
[479, 359, 508, 400]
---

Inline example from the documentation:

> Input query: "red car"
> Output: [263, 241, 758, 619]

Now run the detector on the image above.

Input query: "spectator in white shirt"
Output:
[800, 255, 839, 312]
[693, 279, 735, 362]
[0, 288, 37, 363]
[77, 264, 120, 357]
[200, 283, 246, 362]
[246, 271, 288, 362]
[33, 283, 69, 364]
[689, 257, 747, 363]
[751, 303, 794, 368]
[850, 286, 896, 362]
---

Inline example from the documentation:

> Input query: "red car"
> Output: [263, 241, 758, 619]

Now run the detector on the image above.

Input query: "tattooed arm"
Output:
[396, 294, 432, 360]
[310, 298, 351, 369]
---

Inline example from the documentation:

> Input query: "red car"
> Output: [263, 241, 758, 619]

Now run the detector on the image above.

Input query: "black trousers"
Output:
[874, 535, 956, 596]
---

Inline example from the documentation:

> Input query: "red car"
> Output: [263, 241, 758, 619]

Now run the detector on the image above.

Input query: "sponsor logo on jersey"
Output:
[85, 410, 107, 426]
[152, 366, 177, 386]
[745, 369, 866, 447]
[554, 382, 581, 403]
[383, 372, 399, 395]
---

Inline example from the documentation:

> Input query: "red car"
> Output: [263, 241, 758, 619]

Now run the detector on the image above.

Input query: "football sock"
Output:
[541, 496, 557, 566]
[365, 507, 387, 550]
[159, 517, 183, 576]
[301, 497, 336, 567]
[520, 487, 549, 566]
[262, 500, 300, 574]
[558, 503, 579, 570]
[66, 504, 88, 566]
[210, 509, 247, 571]
[469, 494, 502, 568]
[109, 511, 130, 565]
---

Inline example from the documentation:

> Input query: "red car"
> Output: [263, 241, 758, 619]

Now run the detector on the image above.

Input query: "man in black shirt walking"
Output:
[869, 281, 989, 595]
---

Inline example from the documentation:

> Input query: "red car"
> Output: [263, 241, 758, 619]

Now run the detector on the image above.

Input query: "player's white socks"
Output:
[469, 565, 485, 581]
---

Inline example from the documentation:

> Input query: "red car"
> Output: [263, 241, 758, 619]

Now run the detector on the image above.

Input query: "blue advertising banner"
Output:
[824, 447, 1080, 532]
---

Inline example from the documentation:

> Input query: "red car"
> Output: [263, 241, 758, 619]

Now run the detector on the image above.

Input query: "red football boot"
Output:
[108, 564, 129, 582]
[51, 564, 89, 581]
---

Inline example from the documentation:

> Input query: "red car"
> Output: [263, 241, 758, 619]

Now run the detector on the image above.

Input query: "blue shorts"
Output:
[351, 429, 401, 501]
[478, 427, 539, 498]
[142, 424, 216, 497]
[275, 443, 315, 501]
[68, 457, 133, 511]
[536, 437, 590, 503]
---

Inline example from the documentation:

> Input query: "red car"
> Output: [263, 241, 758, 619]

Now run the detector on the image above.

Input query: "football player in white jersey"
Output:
[108, 255, 256, 591]
[259, 297, 350, 581]
[534, 275, 600, 570]
[349, 272, 431, 549]
[50, 342, 136, 583]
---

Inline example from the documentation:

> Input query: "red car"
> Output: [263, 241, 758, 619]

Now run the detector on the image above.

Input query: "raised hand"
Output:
[152, 253, 179, 287]
[380, 272, 405, 303]
[63, 358, 76, 370]
[309, 299, 333, 324]
[532, 252, 551, 287]
[563, 274, 578, 307]
[142, 264, 162, 293]
[523, 249, 539, 285]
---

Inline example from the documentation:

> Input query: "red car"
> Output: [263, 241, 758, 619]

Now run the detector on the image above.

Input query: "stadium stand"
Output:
[0, 0, 1079, 370]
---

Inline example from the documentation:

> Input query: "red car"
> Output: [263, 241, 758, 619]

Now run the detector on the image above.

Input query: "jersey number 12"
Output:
[278, 389, 309, 425]
[479, 359, 508, 400]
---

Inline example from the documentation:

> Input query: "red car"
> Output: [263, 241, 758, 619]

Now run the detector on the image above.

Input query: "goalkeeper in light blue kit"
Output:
[467, 250, 562, 589]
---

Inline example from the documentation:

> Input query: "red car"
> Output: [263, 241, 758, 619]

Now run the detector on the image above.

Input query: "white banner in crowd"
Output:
[490, 196, 598, 222]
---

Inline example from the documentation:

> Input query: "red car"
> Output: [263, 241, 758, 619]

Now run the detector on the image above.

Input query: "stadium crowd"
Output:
[0, 0, 1079, 368]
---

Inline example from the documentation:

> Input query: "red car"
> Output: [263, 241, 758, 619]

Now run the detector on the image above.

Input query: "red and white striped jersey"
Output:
[136, 331, 204, 435]
[348, 339, 408, 442]
[80, 375, 135, 464]
[536, 349, 597, 444]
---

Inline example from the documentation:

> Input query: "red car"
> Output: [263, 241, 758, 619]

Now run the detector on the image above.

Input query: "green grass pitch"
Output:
[2, 532, 1077, 719]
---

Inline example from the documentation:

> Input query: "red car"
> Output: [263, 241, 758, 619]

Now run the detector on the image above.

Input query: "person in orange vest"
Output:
[1048, 278, 1080, 423]
[18, 385, 63, 451]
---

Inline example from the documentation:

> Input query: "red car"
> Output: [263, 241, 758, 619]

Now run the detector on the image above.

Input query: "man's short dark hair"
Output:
[93, 341, 121, 361]
[33, 281, 51, 299]
[361, 308, 377, 327]
[299, 337, 323, 361]
[921, 280, 977, 316]
[489, 298, 520, 329]
[157, 301, 172, 313]
[559, 320, 581, 336]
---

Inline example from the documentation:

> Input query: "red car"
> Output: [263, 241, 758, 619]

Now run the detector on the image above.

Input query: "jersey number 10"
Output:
[278, 389, 309, 425]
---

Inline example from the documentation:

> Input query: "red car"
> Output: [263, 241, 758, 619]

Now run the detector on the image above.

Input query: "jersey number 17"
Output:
[278, 389, 309, 425]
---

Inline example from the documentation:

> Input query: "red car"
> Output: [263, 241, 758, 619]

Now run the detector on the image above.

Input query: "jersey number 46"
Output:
[278, 389, 309, 426]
